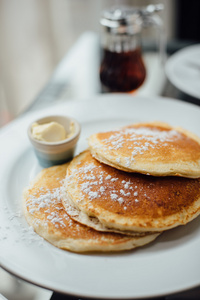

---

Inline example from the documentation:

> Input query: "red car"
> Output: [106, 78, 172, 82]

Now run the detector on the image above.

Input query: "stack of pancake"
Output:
[23, 121, 200, 253]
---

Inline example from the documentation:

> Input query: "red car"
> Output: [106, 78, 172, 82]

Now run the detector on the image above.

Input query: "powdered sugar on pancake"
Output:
[89, 122, 200, 177]
[100, 127, 181, 162]
[25, 185, 73, 229]
[65, 160, 140, 207]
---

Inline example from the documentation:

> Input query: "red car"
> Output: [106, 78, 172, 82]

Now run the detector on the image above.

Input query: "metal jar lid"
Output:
[100, 4, 164, 35]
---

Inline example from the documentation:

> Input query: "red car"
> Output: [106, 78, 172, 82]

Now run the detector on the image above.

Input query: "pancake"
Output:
[62, 190, 150, 236]
[23, 163, 159, 252]
[64, 150, 200, 233]
[88, 121, 200, 178]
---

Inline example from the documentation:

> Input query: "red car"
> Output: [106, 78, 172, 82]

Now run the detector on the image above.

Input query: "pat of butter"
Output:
[31, 121, 66, 142]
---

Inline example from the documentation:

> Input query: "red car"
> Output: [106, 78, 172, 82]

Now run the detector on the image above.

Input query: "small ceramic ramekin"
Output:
[28, 115, 81, 168]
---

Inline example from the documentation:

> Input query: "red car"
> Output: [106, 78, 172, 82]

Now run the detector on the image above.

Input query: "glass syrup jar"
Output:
[99, 4, 164, 93]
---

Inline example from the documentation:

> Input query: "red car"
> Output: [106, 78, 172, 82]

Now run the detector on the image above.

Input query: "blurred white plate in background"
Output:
[165, 44, 200, 99]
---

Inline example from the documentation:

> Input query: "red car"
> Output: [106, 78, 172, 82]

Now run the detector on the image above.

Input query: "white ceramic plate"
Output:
[165, 44, 200, 99]
[0, 94, 200, 299]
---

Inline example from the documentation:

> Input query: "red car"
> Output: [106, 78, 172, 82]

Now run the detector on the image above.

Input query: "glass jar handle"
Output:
[140, 4, 166, 64]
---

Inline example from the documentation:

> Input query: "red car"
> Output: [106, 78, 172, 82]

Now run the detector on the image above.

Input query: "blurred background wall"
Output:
[0, 0, 171, 126]
[0, 0, 199, 125]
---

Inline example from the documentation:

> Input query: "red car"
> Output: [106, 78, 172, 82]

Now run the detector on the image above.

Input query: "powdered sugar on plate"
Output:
[0, 205, 45, 247]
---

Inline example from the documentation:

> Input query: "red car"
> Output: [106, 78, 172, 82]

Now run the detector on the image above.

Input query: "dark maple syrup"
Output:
[100, 47, 146, 93]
